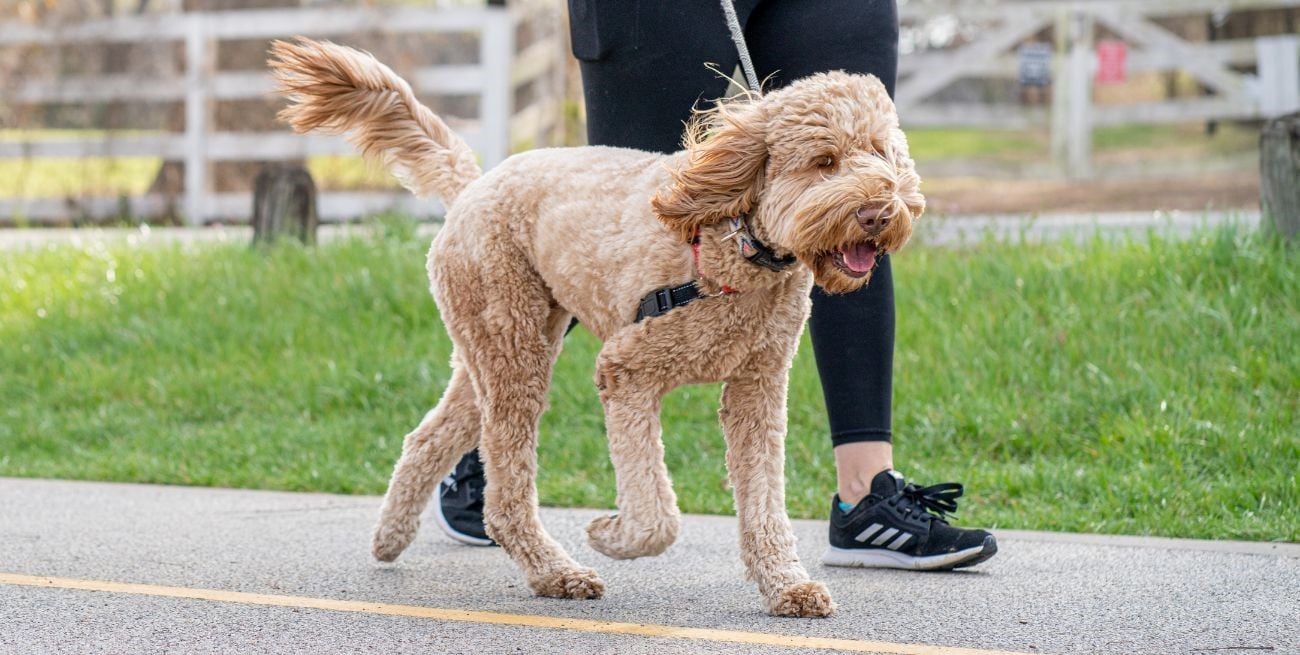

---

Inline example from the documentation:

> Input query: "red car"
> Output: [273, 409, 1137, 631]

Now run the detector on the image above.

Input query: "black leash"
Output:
[633, 6, 784, 324]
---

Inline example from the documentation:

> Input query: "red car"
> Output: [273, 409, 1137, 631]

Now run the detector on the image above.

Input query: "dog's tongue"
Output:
[841, 243, 878, 273]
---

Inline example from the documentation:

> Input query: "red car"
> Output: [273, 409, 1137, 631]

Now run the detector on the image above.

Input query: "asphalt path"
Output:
[2, 478, 1296, 654]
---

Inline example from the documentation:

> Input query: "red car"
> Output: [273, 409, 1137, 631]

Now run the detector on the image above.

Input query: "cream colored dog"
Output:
[270, 38, 922, 618]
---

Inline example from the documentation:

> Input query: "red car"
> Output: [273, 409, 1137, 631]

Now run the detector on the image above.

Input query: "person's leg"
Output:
[747, 0, 996, 569]
[813, 269, 896, 505]
[574, 0, 745, 153]
[745, 0, 899, 506]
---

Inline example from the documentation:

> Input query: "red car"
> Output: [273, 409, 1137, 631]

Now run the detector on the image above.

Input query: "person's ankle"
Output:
[833, 441, 894, 507]
[837, 465, 892, 507]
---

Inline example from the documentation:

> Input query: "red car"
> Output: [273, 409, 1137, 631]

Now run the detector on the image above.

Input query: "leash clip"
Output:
[724, 215, 797, 273]
[723, 216, 746, 243]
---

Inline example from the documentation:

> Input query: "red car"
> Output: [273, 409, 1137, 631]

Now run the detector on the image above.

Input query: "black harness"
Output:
[634, 216, 796, 322]
[634, 281, 702, 322]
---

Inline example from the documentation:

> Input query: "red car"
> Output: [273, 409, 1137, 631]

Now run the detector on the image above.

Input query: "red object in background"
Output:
[1096, 40, 1127, 85]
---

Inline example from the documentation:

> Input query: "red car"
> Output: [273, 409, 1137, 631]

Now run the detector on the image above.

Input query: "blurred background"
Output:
[1, 0, 1296, 540]
[1, 0, 1297, 226]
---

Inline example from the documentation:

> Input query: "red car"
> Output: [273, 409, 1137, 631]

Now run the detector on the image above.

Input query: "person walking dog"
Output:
[435, 0, 998, 571]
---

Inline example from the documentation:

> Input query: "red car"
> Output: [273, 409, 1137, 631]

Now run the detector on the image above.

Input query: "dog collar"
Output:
[723, 215, 797, 273]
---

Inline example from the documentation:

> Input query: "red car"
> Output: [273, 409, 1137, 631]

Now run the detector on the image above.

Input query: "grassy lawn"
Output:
[903, 123, 1257, 164]
[0, 130, 401, 198]
[1, 225, 1296, 541]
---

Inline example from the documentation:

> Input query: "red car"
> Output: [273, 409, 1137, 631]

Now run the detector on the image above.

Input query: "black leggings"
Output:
[570, 0, 898, 445]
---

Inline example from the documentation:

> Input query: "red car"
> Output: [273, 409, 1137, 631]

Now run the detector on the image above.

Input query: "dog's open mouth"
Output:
[831, 242, 882, 278]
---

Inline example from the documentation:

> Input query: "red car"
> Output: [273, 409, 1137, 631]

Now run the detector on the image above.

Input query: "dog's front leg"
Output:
[720, 370, 835, 618]
[586, 380, 680, 560]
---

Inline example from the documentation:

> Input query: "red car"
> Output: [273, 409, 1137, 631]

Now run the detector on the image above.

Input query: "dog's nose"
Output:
[855, 205, 891, 235]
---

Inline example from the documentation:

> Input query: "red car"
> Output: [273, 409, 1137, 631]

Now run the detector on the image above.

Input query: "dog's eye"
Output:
[815, 155, 836, 169]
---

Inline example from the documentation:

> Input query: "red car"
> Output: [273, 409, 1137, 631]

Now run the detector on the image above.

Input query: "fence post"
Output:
[479, 5, 515, 170]
[546, 5, 567, 148]
[1260, 112, 1300, 241]
[184, 15, 213, 225]
[1065, 10, 1094, 178]
[1257, 35, 1300, 117]
[251, 163, 318, 246]
[1049, 9, 1070, 169]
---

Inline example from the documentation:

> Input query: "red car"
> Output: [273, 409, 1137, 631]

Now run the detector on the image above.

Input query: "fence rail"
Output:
[4, 0, 1297, 221]
[0, 3, 566, 225]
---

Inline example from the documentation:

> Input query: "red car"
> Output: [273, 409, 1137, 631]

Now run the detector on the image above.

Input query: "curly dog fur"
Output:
[270, 38, 923, 618]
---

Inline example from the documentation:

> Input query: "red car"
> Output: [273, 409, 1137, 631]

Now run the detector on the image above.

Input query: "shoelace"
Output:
[891, 482, 964, 522]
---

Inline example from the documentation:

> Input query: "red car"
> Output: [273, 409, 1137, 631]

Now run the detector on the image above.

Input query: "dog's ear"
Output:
[651, 102, 768, 241]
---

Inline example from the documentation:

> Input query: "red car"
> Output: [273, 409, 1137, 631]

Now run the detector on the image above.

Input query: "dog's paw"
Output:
[371, 519, 418, 562]
[767, 581, 835, 618]
[586, 514, 677, 560]
[529, 566, 606, 600]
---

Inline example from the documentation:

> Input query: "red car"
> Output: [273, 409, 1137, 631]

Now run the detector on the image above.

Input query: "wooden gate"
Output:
[896, 0, 1300, 176]
[0, 2, 567, 224]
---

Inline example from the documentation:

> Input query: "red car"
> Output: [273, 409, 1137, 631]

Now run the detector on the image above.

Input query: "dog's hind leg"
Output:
[442, 267, 603, 599]
[372, 359, 480, 562]
[585, 361, 680, 559]
[721, 368, 835, 618]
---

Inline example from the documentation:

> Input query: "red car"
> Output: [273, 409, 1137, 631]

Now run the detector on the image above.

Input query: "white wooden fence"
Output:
[0, 3, 566, 224]
[5, 0, 1297, 221]
[897, 0, 1300, 176]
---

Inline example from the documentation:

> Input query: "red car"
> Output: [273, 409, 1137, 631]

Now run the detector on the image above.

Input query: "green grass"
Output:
[1, 225, 1296, 540]
[905, 128, 1040, 162]
[1091, 122, 1258, 154]
[0, 154, 399, 199]
[0, 130, 400, 198]
[905, 123, 1258, 164]
[0, 130, 163, 198]
[0, 157, 162, 198]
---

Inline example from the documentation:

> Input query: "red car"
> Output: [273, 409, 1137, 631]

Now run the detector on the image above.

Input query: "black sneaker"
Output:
[433, 450, 496, 547]
[822, 470, 997, 570]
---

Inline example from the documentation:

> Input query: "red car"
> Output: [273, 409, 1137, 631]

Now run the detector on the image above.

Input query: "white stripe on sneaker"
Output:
[886, 532, 912, 550]
[871, 527, 899, 546]
[854, 523, 884, 543]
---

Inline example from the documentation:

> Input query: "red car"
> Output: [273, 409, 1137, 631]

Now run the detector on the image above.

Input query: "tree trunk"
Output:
[1260, 112, 1300, 241]
[251, 164, 318, 246]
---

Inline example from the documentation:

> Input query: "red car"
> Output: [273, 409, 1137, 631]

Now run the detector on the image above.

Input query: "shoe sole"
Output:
[821, 535, 997, 571]
[432, 497, 496, 547]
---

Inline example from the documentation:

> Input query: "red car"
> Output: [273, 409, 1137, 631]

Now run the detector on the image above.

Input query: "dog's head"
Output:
[652, 71, 923, 293]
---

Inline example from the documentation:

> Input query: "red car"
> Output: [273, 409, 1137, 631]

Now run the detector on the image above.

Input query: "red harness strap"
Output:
[691, 231, 740, 294]
[634, 231, 739, 322]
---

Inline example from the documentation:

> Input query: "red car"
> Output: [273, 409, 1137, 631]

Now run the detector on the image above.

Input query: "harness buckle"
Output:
[635, 282, 703, 323]
[654, 287, 674, 313]
[638, 288, 675, 321]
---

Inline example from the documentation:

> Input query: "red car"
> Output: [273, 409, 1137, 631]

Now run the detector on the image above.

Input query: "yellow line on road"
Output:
[1, 572, 1037, 655]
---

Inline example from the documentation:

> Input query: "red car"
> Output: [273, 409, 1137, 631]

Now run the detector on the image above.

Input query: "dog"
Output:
[270, 38, 922, 618]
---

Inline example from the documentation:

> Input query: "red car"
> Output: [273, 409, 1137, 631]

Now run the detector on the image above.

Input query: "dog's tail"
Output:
[269, 38, 481, 207]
